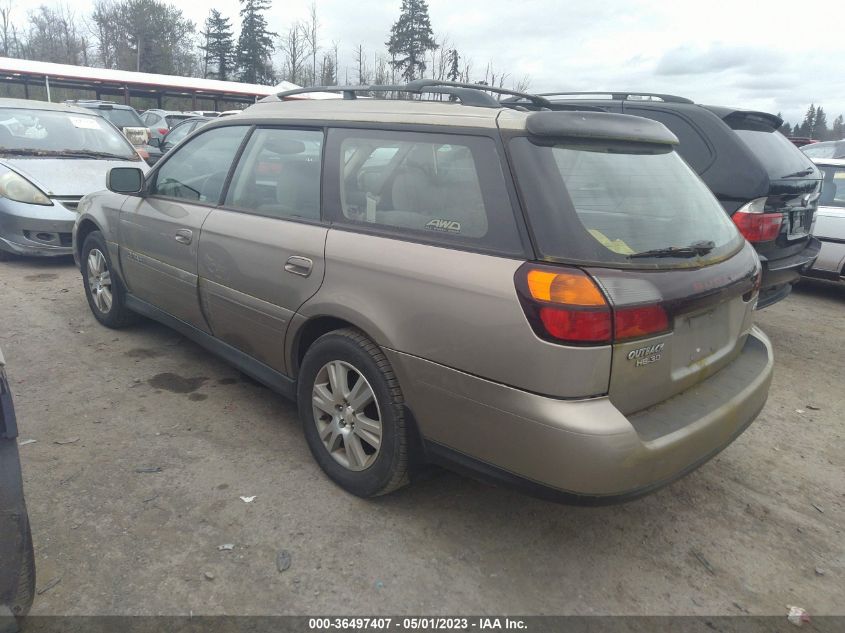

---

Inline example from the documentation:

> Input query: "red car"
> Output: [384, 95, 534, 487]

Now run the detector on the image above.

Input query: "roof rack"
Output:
[275, 79, 553, 110]
[537, 92, 694, 104]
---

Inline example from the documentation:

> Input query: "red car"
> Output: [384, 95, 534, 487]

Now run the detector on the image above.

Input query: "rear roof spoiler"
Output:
[703, 106, 783, 130]
[525, 111, 679, 145]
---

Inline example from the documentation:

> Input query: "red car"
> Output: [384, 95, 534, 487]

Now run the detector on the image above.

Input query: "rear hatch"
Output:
[507, 111, 760, 414]
[715, 109, 821, 259]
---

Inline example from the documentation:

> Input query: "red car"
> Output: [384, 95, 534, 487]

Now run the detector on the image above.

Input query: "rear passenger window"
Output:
[225, 128, 323, 220]
[626, 108, 715, 173]
[151, 125, 249, 204]
[328, 129, 523, 254]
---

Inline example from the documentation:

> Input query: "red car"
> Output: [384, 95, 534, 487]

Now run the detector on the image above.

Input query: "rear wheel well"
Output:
[75, 219, 100, 262]
[295, 316, 357, 375]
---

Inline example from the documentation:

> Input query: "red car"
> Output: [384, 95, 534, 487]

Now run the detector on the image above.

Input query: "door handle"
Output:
[285, 256, 313, 277]
[174, 229, 192, 245]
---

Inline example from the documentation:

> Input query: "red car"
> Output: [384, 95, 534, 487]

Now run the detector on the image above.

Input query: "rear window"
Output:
[98, 107, 144, 129]
[165, 114, 191, 127]
[510, 138, 742, 268]
[728, 121, 816, 180]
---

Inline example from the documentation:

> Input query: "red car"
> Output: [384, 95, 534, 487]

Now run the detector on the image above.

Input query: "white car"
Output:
[805, 158, 845, 282]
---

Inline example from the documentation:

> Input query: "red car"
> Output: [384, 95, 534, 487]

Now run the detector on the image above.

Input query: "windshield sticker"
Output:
[588, 229, 635, 255]
[425, 218, 462, 233]
[70, 116, 101, 130]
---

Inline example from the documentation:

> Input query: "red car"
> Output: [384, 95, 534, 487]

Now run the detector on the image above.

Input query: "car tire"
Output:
[9, 510, 35, 618]
[298, 328, 409, 497]
[81, 231, 138, 328]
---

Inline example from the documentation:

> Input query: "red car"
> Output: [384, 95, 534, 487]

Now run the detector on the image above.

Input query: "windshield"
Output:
[97, 107, 144, 129]
[818, 165, 845, 208]
[729, 124, 817, 180]
[509, 138, 742, 267]
[0, 108, 138, 159]
[802, 142, 844, 160]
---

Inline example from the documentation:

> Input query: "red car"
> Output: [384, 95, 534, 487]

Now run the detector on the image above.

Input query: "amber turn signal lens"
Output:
[526, 269, 607, 306]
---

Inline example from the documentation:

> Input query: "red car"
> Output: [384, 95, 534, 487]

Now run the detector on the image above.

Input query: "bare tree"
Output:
[354, 43, 368, 84]
[281, 23, 306, 85]
[0, 1, 15, 56]
[513, 75, 531, 93]
[302, 1, 319, 86]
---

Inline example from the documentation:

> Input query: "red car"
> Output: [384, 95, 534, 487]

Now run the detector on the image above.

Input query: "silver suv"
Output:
[72, 81, 773, 503]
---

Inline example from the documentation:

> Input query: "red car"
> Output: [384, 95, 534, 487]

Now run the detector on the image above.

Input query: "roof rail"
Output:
[275, 79, 553, 110]
[538, 92, 694, 104]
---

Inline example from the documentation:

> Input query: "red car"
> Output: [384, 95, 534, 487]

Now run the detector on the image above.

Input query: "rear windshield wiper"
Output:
[628, 240, 715, 259]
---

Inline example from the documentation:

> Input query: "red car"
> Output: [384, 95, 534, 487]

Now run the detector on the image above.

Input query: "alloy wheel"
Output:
[87, 248, 113, 314]
[311, 360, 382, 471]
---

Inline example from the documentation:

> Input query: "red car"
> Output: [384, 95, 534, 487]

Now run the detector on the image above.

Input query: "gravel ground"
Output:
[1, 256, 842, 616]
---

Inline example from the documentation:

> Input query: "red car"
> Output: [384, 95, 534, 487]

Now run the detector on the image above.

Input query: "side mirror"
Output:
[147, 137, 161, 148]
[107, 167, 145, 194]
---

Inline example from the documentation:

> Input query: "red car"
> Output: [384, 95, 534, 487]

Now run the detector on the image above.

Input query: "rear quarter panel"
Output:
[298, 229, 612, 398]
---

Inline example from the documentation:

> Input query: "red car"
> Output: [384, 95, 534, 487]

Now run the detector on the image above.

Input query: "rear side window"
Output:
[727, 121, 816, 180]
[151, 125, 249, 203]
[625, 108, 714, 173]
[225, 127, 323, 220]
[818, 165, 845, 208]
[326, 128, 523, 254]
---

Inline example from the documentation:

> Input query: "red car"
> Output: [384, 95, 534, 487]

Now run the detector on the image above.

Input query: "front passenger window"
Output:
[151, 125, 248, 203]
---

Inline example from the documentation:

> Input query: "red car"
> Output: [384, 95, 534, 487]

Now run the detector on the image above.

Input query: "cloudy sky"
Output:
[10, 0, 845, 125]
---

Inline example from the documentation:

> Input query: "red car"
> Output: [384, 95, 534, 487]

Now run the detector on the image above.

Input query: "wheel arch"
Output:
[75, 217, 102, 264]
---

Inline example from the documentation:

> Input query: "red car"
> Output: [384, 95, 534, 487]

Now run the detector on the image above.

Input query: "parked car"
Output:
[218, 110, 244, 117]
[801, 139, 845, 160]
[187, 110, 220, 118]
[140, 109, 193, 141]
[0, 346, 36, 620]
[64, 100, 150, 150]
[72, 81, 773, 503]
[144, 116, 212, 166]
[803, 158, 845, 282]
[525, 93, 822, 308]
[788, 137, 819, 148]
[0, 99, 147, 260]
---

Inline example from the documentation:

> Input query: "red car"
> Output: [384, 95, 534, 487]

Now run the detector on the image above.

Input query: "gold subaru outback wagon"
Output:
[72, 80, 773, 503]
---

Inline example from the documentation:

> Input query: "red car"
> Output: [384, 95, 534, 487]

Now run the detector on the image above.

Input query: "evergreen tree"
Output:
[386, 0, 438, 82]
[200, 10, 235, 80]
[814, 106, 828, 140]
[447, 48, 459, 82]
[776, 113, 790, 136]
[832, 115, 845, 140]
[798, 103, 816, 137]
[236, 0, 277, 85]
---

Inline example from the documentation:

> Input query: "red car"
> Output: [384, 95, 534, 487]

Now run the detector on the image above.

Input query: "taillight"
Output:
[732, 197, 782, 242]
[520, 266, 611, 344]
[517, 265, 671, 345]
[157, 127, 168, 135]
[615, 305, 669, 340]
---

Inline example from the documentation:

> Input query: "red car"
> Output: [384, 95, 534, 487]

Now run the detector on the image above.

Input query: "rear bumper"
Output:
[756, 238, 821, 308]
[802, 238, 845, 281]
[388, 328, 773, 503]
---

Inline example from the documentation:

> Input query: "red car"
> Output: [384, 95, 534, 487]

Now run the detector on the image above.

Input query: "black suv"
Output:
[528, 93, 822, 308]
[0, 349, 35, 621]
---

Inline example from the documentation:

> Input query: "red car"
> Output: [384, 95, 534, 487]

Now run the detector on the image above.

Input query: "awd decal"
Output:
[627, 343, 665, 367]
[425, 218, 462, 233]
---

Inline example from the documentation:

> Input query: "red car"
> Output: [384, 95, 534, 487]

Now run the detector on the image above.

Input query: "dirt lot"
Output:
[1, 255, 843, 616]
